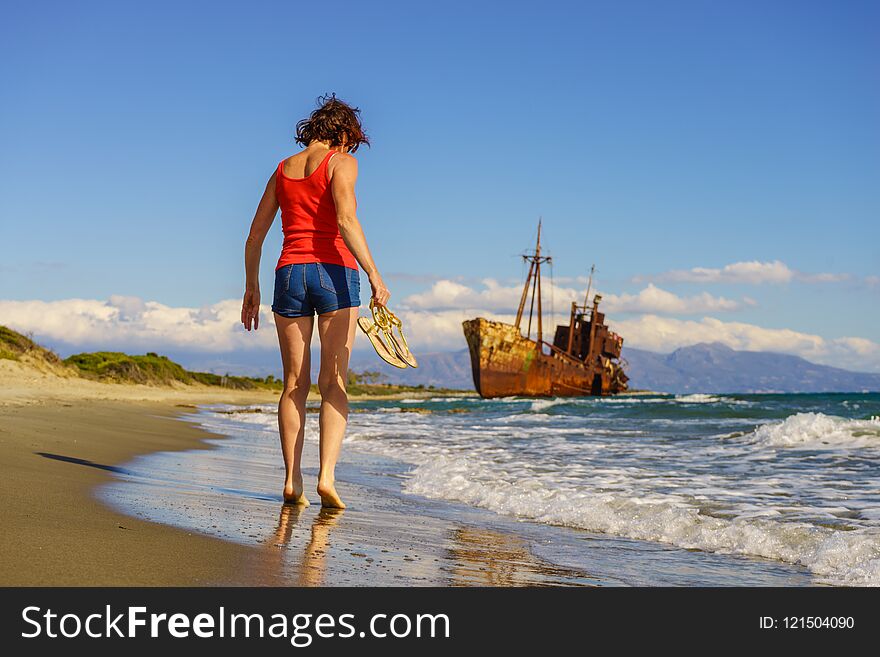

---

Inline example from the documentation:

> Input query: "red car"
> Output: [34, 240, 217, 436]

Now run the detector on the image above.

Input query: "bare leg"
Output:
[275, 312, 315, 505]
[315, 306, 358, 508]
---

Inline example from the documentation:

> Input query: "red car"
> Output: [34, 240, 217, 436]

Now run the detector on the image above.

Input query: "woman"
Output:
[240, 94, 390, 509]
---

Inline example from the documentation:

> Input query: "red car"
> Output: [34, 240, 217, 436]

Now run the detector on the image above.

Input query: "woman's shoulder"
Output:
[328, 152, 358, 178]
[330, 151, 357, 163]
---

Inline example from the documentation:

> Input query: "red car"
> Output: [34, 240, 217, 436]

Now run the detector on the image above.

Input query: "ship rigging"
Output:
[462, 220, 628, 398]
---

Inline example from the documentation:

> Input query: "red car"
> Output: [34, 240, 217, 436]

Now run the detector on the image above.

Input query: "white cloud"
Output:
[403, 279, 748, 314]
[635, 260, 850, 285]
[403, 278, 522, 311]
[0, 297, 279, 352]
[601, 284, 750, 314]
[0, 294, 515, 357]
[610, 315, 880, 372]
[2, 293, 877, 372]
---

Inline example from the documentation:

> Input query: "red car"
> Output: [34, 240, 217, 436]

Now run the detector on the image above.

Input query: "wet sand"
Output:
[0, 362, 572, 586]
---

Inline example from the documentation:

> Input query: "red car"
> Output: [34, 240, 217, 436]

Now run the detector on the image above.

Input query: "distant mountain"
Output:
[622, 342, 880, 393]
[346, 342, 880, 394]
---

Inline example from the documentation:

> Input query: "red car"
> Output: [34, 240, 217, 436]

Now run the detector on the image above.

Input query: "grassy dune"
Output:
[64, 351, 281, 390]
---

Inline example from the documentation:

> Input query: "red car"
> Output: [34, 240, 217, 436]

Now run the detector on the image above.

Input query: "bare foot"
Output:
[316, 480, 346, 509]
[283, 477, 310, 506]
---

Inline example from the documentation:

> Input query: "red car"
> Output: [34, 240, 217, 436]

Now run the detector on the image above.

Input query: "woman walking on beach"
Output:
[240, 94, 390, 508]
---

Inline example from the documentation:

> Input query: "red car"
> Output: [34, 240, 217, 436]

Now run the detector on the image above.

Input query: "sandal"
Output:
[357, 301, 408, 369]
[372, 301, 418, 368]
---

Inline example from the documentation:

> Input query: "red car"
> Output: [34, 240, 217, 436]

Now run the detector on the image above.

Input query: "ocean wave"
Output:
[748, 413, 880, 449]
[599, 394, 748, 405]
[529, 398, 570, 412]
[524, 395, 699, 411]
[399, 397, 477, 403]
[197, 396, 880, 585]
[674, 393, 731, 404]
[397, 452, 880, 586]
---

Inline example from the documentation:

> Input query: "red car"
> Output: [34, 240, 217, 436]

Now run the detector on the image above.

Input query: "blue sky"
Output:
[1, 1, 878, 372]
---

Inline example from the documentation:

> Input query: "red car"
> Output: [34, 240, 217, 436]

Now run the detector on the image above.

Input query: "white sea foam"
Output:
[673, 393, 723, 403]
[598, 394, 748, 405]
[748, 413, 880, 450]
[399, 396, 477, 403]
[201, 401, 880, 586]
[529, 398, 569, 412]
[340, 405, 880, 586]
[524, 395, 692, 410]
[385, 449, 880, 586]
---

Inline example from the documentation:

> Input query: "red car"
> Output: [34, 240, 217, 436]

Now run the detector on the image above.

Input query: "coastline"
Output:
[0, 363, 637, 586]
[97, 403, 607, 586]
[97, 401, 816, 586]
[0, 361, 469, 586]
[0, 362, 820, 586]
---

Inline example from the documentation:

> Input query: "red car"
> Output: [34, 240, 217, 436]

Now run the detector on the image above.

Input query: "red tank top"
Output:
[275, 150, 358, 271]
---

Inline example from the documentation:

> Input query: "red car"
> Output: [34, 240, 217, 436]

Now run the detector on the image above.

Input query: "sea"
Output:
[99, 392, 880, 586]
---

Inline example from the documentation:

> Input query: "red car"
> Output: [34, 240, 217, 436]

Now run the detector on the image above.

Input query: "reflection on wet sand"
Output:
[265, 505, 345, 586]
[447, 527, 596, 587]
[299, 508, 345, 586]
[258, 506, 595, 586]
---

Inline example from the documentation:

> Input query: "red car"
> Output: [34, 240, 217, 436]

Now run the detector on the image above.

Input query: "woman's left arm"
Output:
[241, 171, 279, 331]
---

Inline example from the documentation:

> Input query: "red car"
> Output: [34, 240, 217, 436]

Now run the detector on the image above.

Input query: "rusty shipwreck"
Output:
[462, 221, 628, 398]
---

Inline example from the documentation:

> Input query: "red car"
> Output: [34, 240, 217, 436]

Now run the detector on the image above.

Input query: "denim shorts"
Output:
[271, 262, 361, 318]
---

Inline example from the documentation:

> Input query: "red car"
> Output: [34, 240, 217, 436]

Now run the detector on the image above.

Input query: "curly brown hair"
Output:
[295, 93, 370, 153]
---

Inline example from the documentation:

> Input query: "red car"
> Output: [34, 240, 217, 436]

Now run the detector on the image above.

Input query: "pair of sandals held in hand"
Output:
[357, 299, 418, 369]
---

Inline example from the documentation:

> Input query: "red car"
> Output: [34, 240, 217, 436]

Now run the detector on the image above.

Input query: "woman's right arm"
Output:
[241, 171, 280, 331]
[329, 154, 391, 306]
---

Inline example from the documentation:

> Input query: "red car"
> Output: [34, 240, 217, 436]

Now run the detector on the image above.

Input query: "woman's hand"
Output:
[369, 273, 391, 307]
[241, 287, 261, 331]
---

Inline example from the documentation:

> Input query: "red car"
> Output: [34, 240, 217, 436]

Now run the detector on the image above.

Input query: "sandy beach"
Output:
[0, 358, 267, 584]
[1, 357, 836, 586]
[1, 358, 579, 586]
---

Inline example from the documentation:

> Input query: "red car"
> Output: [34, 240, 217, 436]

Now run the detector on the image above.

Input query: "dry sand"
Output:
[0, 360, 278, 584]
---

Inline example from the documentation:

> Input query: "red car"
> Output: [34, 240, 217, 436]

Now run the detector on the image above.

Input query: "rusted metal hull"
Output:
[462, 317, 627, 398]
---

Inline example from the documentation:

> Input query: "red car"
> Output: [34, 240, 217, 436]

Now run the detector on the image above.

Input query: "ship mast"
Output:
[583, 264, 595, 310]
[514, 218, 552, 346]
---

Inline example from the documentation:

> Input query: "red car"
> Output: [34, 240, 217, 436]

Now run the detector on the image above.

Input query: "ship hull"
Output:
[462, 317, 624, 398]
